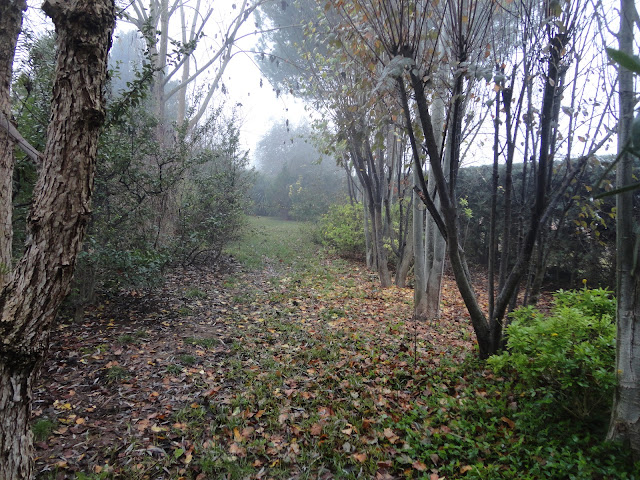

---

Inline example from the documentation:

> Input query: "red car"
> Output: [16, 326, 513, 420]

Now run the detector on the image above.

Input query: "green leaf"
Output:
[605, 48, 640, 75]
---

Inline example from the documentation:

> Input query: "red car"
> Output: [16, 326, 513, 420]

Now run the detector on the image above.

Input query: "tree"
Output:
[0, 0, 115, 477]
[252, 120, 346, 220]
[0, 0, 26, 289]
[607, 0, 640, 456]
[122, 0, 261, 132]
[326, 0, 614, 357]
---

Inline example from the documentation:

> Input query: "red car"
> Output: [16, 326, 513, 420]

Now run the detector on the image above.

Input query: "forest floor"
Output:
[33, 217, 635, 480]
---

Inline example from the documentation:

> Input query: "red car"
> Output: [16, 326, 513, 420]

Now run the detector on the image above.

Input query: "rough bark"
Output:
[0, 1, 115, 477]
[0, 0, 26, 288]
[607, 0, 640, 456]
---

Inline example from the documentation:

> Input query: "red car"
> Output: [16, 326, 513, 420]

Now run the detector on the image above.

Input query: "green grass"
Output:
[105, 365, 129, 383]
[184, 336, 217, 349]
[32, 418, 56, 441]
[225, 216, 322, 271]
[184, 287, 207, 299]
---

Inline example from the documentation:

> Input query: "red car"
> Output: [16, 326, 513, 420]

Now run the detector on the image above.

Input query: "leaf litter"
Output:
[33, 249, 476, 479]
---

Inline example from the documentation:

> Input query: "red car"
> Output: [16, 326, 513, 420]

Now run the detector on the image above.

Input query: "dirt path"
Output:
[34, 253, 474, 479]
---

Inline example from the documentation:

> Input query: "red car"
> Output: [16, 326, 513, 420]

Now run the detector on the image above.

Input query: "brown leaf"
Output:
[228, 442, 246, 457]
[310, 423, 323, 436]
[352, 452, 367, 463]
[413, 460, 427, 471]
[501, 416, 515, 429]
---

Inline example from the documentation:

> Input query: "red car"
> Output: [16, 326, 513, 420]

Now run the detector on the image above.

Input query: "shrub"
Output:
[488, 288, 616, 419]
[319, 203, 366, 259]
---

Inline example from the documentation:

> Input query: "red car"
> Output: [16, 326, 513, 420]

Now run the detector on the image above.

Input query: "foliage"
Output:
[318, 203, 366, 259]
[174, 124, 252, 266]
[11, 29, 254, 306]
[396, 358, 636, 480]
[488, 288, 616, 419]
[457, 161, 617, 288]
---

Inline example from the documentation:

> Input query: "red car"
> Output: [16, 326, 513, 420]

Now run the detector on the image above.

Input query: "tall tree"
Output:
[607, 0, 640, 456]
[0, 0, 115, 477]
[329, 0, 612, 357]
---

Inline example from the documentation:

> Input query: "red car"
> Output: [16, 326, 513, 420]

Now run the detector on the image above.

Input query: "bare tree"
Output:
[122, 0, 261, 132]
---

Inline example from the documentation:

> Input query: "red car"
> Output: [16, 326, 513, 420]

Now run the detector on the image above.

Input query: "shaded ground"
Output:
[33, 220, 474, 479]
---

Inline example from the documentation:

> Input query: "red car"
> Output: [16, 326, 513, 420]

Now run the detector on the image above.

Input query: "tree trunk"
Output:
[0, 1, 115, 477]
[373, 201, 392, 287]
[0, 0, 26, 288]
[413, 170, 428, 316]
[607, 0, 640, 456]
[396, 224, 413, 288]
[0, 359, 40, 479]
[424, 93, 448, 320]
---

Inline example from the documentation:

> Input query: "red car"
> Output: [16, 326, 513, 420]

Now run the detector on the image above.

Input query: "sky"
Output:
[221, 37, 310, 163]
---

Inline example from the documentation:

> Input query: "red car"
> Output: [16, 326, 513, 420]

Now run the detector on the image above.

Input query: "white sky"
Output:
[221, 37, 310, 164]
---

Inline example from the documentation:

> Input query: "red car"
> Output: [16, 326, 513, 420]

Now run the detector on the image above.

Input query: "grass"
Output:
[184, 336, 217, 349]
[32, 418, 56, 441]
[225, 216, 322, 271]
[105, 365, 129, 383]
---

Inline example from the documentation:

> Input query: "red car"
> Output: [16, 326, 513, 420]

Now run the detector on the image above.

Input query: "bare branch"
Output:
[0, 112, 42, 165]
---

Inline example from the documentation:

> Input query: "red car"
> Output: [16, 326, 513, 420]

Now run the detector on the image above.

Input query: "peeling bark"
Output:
[0, 0, 26, 288]
[0, 1, 115, 477]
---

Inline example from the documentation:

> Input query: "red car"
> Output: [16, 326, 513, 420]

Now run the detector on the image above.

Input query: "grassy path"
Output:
[33, 217, 635, 479]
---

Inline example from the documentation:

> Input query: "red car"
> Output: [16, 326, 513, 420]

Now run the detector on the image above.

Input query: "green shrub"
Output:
[319, 203, 366, 259]
[488, 288, 616, 419]
[552, 287, 615, 319]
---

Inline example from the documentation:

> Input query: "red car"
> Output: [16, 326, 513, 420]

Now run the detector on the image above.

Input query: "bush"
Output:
[319, 203, 366, 259]
[488, 288, 616, 419]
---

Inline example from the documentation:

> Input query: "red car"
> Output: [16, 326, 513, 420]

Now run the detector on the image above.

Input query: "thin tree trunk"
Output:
[413, 169, 427, 316]
[488, 87, 500, 320]
[0, 1, 115, 477]
[363, 194, 374, 268]
[374, 203, 392, 287]
[424, 90, 447, 319]
[396, 223, 413, 288]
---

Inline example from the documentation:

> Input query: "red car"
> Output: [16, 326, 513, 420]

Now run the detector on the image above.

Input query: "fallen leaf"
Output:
[413, 460, 427, 471]
[310, 423, 323, 436]
[501, 416, 515, 429]
[352, 452, 367, 463]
